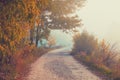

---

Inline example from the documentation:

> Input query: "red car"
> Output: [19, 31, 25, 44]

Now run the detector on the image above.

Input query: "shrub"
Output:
[72, 31, 98, 55]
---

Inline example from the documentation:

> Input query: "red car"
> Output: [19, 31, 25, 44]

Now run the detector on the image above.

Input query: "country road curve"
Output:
[24, 48, 102, 80]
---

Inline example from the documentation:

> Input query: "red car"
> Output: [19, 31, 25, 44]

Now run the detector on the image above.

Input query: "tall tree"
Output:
[30, 0, 50, 46]
[0, 1, 43, 74]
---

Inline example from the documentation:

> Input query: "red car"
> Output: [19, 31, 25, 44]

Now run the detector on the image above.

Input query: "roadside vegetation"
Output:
[13, 45, 50, 80]
[71, 31, 120, 80]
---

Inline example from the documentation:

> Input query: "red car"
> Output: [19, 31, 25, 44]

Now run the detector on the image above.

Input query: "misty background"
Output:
[51, 0, 120, 50]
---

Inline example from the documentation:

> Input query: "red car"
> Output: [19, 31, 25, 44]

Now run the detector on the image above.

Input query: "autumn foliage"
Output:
[0, 0, 85, 79]
[0, 0, 42, 79]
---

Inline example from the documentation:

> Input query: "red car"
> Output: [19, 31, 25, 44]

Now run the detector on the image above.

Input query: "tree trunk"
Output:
[30, 28, 34, 45]
[36, 26, 39, 47]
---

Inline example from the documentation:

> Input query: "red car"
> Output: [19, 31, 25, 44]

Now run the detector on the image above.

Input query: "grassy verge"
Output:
[15, 46, 51, 80]
[72, 53, 120, 80]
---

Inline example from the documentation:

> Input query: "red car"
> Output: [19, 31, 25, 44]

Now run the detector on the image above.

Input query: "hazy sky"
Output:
[77, 0, 120, 44]
[51, 30, 73, 47]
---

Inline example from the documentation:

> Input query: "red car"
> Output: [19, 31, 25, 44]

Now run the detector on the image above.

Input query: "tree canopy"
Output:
[0, 0, 41, 53]
[29, 0, 85, 46]
[44, 0, 85, 30]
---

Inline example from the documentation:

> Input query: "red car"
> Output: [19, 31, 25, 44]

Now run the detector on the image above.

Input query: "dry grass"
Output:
[14, 46, 50, 80]
[72, 32, 120, 80]
[0, 45, 50, 80]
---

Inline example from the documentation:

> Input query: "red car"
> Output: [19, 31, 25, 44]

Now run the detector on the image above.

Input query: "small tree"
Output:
[47, 36, 56, 47]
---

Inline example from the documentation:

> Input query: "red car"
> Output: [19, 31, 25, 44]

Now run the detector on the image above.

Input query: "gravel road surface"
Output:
[24, 48, 102, 80]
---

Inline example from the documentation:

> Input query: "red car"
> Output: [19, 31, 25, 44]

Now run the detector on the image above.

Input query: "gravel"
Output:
[24, 48, 102, 80]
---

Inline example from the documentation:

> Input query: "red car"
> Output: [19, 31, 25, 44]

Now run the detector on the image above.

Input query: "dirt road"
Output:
[24, 48, 102, 80]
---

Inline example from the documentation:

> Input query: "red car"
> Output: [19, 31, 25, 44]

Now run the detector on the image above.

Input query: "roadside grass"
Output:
[72, 50, 120, 80]
[15, 46, 51, 80]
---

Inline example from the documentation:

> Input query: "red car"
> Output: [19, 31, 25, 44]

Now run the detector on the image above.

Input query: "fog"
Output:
[77, 0, 120, 46]
[51, 0, 120, 50]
